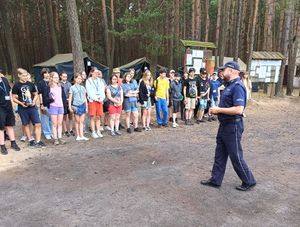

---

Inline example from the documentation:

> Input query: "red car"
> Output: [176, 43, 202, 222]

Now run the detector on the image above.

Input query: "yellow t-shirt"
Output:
[154, 78, 169, 99]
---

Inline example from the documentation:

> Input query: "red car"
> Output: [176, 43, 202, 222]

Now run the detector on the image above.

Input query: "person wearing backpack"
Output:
[154, 68, 169, 127]
[183, 68, 198, 125]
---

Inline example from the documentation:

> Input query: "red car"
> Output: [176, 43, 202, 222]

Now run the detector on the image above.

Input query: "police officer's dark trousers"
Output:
[210, 119, 256, 186]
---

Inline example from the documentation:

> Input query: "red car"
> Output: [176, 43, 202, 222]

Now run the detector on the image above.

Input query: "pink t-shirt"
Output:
[50, 86, 63, 107]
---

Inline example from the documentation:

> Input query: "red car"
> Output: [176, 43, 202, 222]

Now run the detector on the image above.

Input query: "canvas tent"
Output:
[117, 57, 150, 80]
[33, 52, 109, 82]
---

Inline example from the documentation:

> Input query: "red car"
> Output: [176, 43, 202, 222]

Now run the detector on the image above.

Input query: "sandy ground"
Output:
[0, 92, 299, 227]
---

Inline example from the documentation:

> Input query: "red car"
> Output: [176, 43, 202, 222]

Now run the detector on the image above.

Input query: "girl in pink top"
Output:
[48, 72, 67, 145]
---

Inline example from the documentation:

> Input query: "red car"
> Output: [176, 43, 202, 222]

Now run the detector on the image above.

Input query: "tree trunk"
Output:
[286, 11, 299, 95]
[234, 0, 242, 61]
[45, 0, 59, 54]
[0, 4, 18, 81]
[169, 1, 175, 69]
[110, 0, 115, 68]
[215, 0, 222, 67]
[101, 0, 112, 70]
[263, 0, 274, 51]
[246, 0, 259, 73]
[204, 0, 209, 42]
[275, 0, 293, 96]
[65, 0, 85, 74]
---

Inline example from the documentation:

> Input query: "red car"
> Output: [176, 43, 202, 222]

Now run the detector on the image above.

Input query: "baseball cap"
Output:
[218, 61, 240, 71]
[170, 69, 175, 74]
[113, 68, 121, 74]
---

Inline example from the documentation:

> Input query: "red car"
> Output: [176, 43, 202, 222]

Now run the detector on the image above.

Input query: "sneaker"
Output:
[111, 131, 116, 136]
[127, 128, 132, 133]
[36, 141, 47, 148]
[54, 139, 60, 145]
[172, 123, 177, 128]
[147, 126, 152, 131]
[143, 126, 148, 131]
[20, 135, 27, 142]
[208, 117, 212, 122]
[29, 140, 37, 147]
[105, 125, 112, 131]
[76, 136, 83, 141]
[119, 124, 125, 129]
[11, 142, 21, 151]
[198, 119, 205, 123]
[81, 136, 89, 141]
[115, 130, 122, 136]
[58, 138, 66, 145]
[64, 132, 70, 137]
[134, 127, 142, 132]
[157, 124, 162, 128]
[45, 135, 52, 140]
[185, 120, 188, 125]
[1, 146, 8, 155]
[97, 130, 104, 138]
[99, 126, 104, 131]
[91, 131, 99, 139]
[162, 124, 168, 127]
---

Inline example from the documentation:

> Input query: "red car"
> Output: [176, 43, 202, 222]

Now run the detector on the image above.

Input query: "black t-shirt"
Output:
[184, 77, 198, 98]
[0, 77, 12, 109]
[198, 77, 209, 99]
[12, 81, 37, 104]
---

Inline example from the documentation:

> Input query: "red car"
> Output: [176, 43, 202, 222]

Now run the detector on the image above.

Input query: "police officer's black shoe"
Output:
[200, 179, 220, 188]
[235, 183, 256, 191]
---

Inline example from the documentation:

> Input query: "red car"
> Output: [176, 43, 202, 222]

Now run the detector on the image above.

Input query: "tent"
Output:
[117, 57, 150, 80]
[33, 52, 109, 82]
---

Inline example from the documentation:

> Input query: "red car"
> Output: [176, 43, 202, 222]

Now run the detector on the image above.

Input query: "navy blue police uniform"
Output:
[209, 77, 256, 187]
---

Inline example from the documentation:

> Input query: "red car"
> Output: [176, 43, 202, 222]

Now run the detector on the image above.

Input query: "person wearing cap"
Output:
[170, 72, 183, 128]
[183, 68, 198, 125]
[113, 68, 122, 85]
[201, 61, 256, 191]
[0, 71, 21, 155]
[153, 68, 169, 127]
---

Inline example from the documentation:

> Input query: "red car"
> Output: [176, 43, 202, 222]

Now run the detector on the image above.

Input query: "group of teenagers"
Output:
[0, 64, 252, 155]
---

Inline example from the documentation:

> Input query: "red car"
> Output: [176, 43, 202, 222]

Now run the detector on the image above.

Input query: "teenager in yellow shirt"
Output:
[154, 68, 169, 127]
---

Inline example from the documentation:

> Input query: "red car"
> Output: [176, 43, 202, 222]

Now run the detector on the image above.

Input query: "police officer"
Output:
[200, 61, 256, 191]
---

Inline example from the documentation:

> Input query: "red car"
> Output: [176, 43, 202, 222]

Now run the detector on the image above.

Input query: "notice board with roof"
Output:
[250, 51, 285, 83]
[180, 39, 216, 74]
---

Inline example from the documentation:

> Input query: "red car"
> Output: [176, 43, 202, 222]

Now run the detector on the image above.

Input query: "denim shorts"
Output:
[199, 99, 208, 110]
[72, 103, 86, 116]
[124, 100, 138, 113]
[48, 106, 64, 115]
[18, 106, 41, 125]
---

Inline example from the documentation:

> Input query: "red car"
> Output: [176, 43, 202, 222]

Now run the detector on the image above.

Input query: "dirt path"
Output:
[0, 94, 299, 227]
